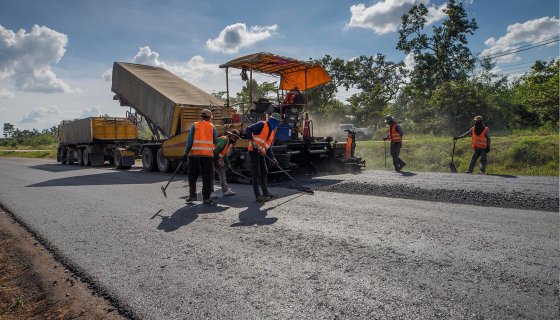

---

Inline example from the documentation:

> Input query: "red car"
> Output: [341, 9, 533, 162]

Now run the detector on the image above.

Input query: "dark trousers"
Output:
[249, 150, 269, 198]
[188, 156, 214, 200]
[468, 149, 487, 173]
[390, 142, 405, 171]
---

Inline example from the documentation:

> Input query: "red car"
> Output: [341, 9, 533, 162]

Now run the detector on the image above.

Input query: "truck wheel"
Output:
[156, 148, 171, 173]
[114, 150, 123, 169]
[83, 150, 90, 166]
[141, 147, 156, 172]
[77, 149, 84, 166]
[66, 149, 74, 165]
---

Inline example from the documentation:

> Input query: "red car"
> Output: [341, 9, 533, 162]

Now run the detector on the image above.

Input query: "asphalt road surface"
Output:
[0, 158, 558, 319]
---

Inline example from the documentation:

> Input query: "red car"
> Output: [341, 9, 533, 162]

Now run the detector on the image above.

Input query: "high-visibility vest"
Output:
[388, 124, 401, 142]
[248, 121, 275, 154]
[217, 136, 231, 158]
[189, 121, 215, 157]
[471, 126, 488, 149]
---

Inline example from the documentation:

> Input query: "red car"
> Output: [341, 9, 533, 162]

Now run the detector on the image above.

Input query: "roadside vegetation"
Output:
[357, 129, 559, 176]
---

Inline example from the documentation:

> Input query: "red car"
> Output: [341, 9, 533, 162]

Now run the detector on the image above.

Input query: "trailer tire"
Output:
[66, 149, 75, 165]
[141, 147, 157, 172]
[156, 148, 171, 173]
[114, 150, 123, 169]
[83, 149, 90, 166]
[77, 149, 84, 166]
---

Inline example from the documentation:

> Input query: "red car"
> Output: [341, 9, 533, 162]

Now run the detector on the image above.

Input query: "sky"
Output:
[0, 0, 558, 133]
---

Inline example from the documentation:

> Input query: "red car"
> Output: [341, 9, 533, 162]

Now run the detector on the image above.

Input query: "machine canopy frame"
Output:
[219, 52, 331, 90]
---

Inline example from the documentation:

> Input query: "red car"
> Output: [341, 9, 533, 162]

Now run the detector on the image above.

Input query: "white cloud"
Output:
[0, 88, 14, 99]
[0, 24, 71, 93]
[102, 69, 112, 82]
[403, 52, 416, 72]
[347, 0, 447, 34]
[481, 16, 560, 63]
[132, 46, 165, 67]
[206, 23, 278, 54]
[20, 106, 60, 124]
[80, 106, 102, 118]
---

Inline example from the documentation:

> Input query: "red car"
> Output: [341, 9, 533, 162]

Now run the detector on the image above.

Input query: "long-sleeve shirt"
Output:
[245, 121, 276, 160]
[183, 122, 217, 157]
[457, 127, 491, 147]
[213, 137, 231, 166]
[384, 124, 404, 140]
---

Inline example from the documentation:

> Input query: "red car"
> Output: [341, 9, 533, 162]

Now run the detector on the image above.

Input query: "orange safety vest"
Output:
[471, 126, 488, 149]
[217, 136, 231, 158]
[248, 121, 275, 154]
[388, 124, 401, 142]
[189, 121, 215, 157]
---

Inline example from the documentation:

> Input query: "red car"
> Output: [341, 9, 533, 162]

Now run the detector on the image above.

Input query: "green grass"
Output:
[0, 150, 56, 158]
[356, 132, 559, 176]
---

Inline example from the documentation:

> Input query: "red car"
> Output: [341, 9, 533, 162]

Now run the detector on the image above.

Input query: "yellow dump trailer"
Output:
[57, 117, 140, 169]
[111, 62, 236, 172]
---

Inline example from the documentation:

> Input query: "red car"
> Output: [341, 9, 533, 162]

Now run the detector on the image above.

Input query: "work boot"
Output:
[186, 195, 197, 203]
[399, 161, 406, 171]
[203, 198, 214, 204]
[256, 195, 268, 202]
[223, 189, 236, 196]
[210, 192, 218, 199]
[264, 193, 278, 201]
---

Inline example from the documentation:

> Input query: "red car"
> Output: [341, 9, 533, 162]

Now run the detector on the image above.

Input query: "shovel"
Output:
[449, 140, 458, 173]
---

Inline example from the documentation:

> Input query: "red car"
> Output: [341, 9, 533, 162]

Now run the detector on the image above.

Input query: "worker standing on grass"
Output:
[383, 115, 406, 172]
[210, 129, 241, 198]
[246, 113, 282, 202]
[454, 115, 491, 174]
[182, 109, 217, 204]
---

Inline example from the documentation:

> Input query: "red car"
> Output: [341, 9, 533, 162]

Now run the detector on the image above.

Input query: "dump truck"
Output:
[219, 52, 365, 176]
[111, 62, 237, 172]
[57, 117, 139, 169]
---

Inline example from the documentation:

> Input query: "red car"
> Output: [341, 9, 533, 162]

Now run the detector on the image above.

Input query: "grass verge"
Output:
[356, 133, 559, 176]
[0, 150, 56, 158]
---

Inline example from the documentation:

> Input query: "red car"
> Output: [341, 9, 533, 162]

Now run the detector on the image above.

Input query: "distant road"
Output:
[0, 158, 558, 319]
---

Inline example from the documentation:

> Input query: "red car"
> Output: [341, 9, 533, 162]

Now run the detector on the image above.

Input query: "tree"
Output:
[397, 0, 477, 94]
[343, 54, 406, 127]
[3, 123, 14, 138]
[510, 60, 560, 126]
[231, 79, 278, 112]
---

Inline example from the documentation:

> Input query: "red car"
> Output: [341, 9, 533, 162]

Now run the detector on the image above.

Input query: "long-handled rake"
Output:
[250, 142, 314, 195]
[161, 159, 185, 198]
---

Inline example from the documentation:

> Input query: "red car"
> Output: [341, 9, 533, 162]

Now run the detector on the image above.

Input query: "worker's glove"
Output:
[453, 137, 458, 140]
[227, 164, 233, 171]
[485, 147, 490, 153]
[181, 154, 188, 162]
[382, 137, 388, 141]
[270, 158, 279, 167]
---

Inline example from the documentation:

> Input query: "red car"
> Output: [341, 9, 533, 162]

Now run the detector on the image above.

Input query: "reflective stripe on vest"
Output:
[388, 124, 401, 142]
[189, 121, 215, 157]
[248, 121, 275, 154]
[471, 127, 488, 149]
[217, 136, 231, 158]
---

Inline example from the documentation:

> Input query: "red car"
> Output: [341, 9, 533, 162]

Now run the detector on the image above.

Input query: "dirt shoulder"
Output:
[0, 209, 126, 319]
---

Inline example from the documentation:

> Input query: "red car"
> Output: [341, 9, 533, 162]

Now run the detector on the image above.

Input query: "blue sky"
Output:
[1, 0, 558, 131]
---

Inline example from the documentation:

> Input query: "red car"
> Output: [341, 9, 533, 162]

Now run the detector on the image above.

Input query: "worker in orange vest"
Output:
[454, 115, 491, 174]
[246, 113, 282, 202]
[182, 109, 217, 204]
[383, 115, 406, 172]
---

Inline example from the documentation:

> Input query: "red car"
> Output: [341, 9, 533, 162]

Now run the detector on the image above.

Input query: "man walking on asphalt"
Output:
[246, 113, 281, 202]
[383, 115, 406, 172]
[182, 109, 217, 204]
[454, 115, 491, 174]
[210, 129, 240, 198]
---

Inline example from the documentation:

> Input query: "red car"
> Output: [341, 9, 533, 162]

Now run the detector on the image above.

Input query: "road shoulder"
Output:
[0, 209, 125, 319]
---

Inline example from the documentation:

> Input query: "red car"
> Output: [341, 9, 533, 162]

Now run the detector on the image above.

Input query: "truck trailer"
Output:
[111, 62, 237, 172]
[57, 117, 139, 169]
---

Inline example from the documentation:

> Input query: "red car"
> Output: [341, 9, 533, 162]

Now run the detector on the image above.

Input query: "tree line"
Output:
[225, 0, 558, 135]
